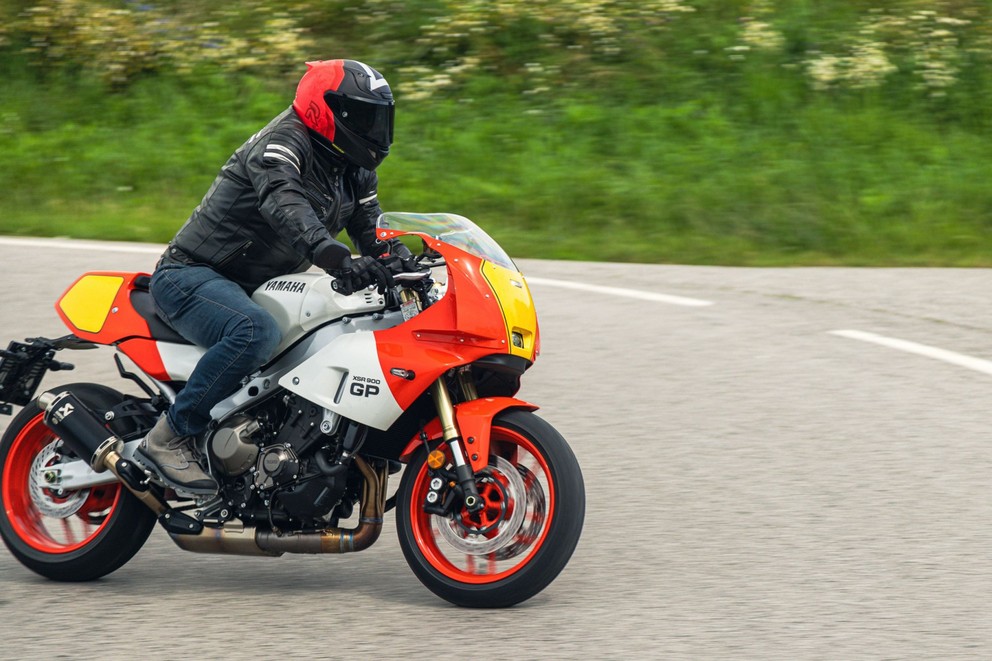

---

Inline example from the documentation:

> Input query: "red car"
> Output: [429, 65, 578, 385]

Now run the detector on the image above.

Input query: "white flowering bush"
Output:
[16, 0, 314, 84]
[368, 0, 696, 100]
[4, 0, 990, 103]
[803, 7, 986, 95]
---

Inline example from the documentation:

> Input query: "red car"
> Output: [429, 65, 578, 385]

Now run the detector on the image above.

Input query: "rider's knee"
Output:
[235, 310, 282, 362]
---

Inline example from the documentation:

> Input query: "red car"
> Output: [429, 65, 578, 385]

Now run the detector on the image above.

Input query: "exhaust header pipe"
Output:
[37, 389, 387, 553]
[169, 456, 388, 556]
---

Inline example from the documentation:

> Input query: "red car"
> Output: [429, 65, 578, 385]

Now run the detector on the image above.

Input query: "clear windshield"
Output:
[378, 212, 516, 271]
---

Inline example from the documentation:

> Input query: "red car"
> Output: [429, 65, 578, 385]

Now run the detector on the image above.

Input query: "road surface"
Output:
[1, 237, 991, 659]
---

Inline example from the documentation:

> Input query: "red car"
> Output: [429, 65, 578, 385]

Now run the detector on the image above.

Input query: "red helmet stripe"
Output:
[292, 60, 346, 142]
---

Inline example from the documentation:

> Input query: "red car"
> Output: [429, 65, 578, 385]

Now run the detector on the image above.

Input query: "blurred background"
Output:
[0, 0, 989, 265]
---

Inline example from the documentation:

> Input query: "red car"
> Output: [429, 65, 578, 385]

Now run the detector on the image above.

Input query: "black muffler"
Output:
[38, 390, 123, 473]
[37, 390, 169, 517]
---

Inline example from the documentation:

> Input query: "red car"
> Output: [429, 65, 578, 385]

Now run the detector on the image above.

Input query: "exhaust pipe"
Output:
[38, 390, 168, 517]
[37, 390, 387, 554]
[38, 391, 122, 474]
[169, 456, 388, 556]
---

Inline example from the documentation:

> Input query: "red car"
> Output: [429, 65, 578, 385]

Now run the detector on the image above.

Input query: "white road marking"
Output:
[0, 236, 163, 255]
[0, 236, 715, 307]
[829, 329, 992, 376]
[526, 276, 713, 307]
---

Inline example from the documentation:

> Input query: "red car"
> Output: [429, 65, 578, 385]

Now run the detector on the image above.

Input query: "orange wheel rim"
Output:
[409, 426, 555, 584]
[2, 413, 121, 554]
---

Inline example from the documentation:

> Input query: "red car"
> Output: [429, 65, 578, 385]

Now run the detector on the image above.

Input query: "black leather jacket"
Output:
[160, 107, 393, 292]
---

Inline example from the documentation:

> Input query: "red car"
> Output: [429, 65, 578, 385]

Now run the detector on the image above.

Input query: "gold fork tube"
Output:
[432, 378, 460, 442]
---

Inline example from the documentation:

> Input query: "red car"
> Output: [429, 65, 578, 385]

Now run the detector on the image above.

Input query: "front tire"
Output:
[397, 410, 585, 607]
[0, 383, 157, 581]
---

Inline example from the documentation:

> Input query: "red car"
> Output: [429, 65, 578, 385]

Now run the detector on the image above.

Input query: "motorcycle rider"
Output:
[134, 59, 412, 494]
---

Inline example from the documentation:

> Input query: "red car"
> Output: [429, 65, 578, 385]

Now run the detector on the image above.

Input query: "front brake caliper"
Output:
[423, 464, 459, 517]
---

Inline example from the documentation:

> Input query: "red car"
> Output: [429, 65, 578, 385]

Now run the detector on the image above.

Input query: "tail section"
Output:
[56, 272, 198, 381]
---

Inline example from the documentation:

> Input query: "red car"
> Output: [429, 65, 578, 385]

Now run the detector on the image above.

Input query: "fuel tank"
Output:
[250, 273, 385, 355]
[132, 273, 387, 382]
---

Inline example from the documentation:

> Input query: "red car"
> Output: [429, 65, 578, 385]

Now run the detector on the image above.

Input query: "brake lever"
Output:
[393, 271, 431, 283]
[416, 256, 446, 269]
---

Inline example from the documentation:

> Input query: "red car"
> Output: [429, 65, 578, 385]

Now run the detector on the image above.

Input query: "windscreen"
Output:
[378, 213, 516, 271]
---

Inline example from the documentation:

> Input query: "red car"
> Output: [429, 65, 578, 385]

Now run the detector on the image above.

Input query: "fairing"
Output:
[52, 213, 541, 440]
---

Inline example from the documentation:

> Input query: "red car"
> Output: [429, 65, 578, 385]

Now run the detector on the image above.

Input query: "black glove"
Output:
[377, 252, 420, 275]
[377, 241, 427, 275]
[311, 240, 352, 272]
[330, 255, 395, 295]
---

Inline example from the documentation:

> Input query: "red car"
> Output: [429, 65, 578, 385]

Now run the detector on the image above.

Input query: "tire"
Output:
[397, 409, 585, 607]
[0, 383, 157, 581]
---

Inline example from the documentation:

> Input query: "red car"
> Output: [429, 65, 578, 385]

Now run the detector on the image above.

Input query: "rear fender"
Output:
[399, 397, 539, 473]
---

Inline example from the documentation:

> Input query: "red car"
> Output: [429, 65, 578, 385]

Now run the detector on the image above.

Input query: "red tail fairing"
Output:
[54, 271, 171, 380]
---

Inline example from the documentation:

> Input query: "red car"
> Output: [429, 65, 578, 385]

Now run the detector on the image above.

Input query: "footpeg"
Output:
[159, 510, 204, 535]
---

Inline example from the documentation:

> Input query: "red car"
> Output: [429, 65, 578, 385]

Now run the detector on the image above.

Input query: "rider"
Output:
[134, 59, 413, 494]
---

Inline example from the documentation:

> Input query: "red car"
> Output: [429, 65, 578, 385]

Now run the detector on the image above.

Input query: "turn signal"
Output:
[427, 449, 446, 470]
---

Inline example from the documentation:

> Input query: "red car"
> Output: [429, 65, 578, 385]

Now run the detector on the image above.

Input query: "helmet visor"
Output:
[325, 92, 394, 148]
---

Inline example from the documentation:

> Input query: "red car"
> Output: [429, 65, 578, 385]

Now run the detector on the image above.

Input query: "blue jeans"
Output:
[150, 264, 281, 437]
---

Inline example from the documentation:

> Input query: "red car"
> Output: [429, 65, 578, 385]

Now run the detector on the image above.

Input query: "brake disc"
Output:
[28, 440, 89, 519]
[436, 456, 527, 556]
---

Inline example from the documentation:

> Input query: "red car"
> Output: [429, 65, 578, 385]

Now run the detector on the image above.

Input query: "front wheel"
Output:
[397, 409, 585, 607]
[0, 383, 157, 581]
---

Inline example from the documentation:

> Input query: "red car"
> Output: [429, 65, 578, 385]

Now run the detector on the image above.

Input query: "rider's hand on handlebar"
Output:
[312, 240, 352, 272]
[330, 256, 394, 296]
[377, 243, 428, 276]
[377, 252, 421, 276]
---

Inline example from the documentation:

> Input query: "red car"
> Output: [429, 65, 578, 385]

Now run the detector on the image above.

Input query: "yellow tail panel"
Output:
[57, 274, 125, 333]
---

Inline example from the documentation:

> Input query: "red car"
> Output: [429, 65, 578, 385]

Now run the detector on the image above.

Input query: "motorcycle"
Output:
[0, 212, 584, 608]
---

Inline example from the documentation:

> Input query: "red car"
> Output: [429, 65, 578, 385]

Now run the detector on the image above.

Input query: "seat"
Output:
[129, 290, 193, 345]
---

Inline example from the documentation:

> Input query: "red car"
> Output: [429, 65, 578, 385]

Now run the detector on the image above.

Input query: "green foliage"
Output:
[1, 0, 992, 265]
[9, 0, 315, 84]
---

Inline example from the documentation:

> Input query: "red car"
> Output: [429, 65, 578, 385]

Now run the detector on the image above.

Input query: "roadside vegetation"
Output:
[1, 0, 990, 265]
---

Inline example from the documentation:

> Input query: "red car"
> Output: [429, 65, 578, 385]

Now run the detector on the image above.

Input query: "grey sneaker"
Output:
[134, 415, 218, 495]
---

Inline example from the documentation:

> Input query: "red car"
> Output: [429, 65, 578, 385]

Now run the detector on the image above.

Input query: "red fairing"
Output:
[54, 271, 170, 380]
[399, 397, 539, 473]
[55, 271, 153, 346]
[373, 242, 510, 413]
[117, 338, 170, 381]
[292, 60, 346, 142]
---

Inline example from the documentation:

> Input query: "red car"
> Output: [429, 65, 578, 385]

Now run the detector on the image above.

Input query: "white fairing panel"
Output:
[278, 332, 403, 431]
[156, 342, 207, 381]
[251, 273, 385, 354]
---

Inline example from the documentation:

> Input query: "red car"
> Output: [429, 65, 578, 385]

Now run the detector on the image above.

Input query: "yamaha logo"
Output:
[264, 280, 307, 294]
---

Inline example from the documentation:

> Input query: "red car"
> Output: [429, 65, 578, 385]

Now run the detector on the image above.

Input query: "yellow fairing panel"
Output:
[481, 261, 538, 361]
[58, 274, 124, 333]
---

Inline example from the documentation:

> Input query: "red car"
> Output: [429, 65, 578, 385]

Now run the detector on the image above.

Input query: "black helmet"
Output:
[293, 59, 395, 170]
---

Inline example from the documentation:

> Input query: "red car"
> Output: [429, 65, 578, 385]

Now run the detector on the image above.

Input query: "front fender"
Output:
[399, 397, 539, 473]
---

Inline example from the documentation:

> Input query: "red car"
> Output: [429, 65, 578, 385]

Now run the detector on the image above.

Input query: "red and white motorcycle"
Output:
[0, 213, 584, 607]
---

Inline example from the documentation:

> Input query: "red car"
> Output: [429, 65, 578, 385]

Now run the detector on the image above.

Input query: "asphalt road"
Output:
[1, 238, 991, 659]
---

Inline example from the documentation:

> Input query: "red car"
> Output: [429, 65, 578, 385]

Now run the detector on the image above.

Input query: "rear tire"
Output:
[397, 409, 585, 607]
[0, 383, 157, 581]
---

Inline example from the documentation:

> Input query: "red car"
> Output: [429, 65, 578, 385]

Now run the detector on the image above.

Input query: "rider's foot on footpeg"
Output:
[133, 416, 218, 495]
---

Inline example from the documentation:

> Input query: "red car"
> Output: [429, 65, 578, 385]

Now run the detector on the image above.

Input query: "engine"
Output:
[206, 396, 361, 529]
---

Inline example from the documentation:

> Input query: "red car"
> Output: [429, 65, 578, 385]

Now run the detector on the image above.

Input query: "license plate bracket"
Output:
[0, 340, 60, 408]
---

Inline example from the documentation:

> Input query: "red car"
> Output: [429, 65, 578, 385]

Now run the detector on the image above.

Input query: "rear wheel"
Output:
[0, 383, 157, 581]
[397, 410, 585, 607]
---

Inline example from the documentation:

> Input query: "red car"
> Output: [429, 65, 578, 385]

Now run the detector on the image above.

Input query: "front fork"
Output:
[429, 371, 484, 513]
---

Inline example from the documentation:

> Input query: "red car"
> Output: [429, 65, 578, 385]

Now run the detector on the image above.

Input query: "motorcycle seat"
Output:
[129, 289, 193, 345]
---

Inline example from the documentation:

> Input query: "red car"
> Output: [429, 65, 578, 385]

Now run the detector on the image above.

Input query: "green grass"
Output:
[2, 0, 992, 266]
[3, 72, 991, 266]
